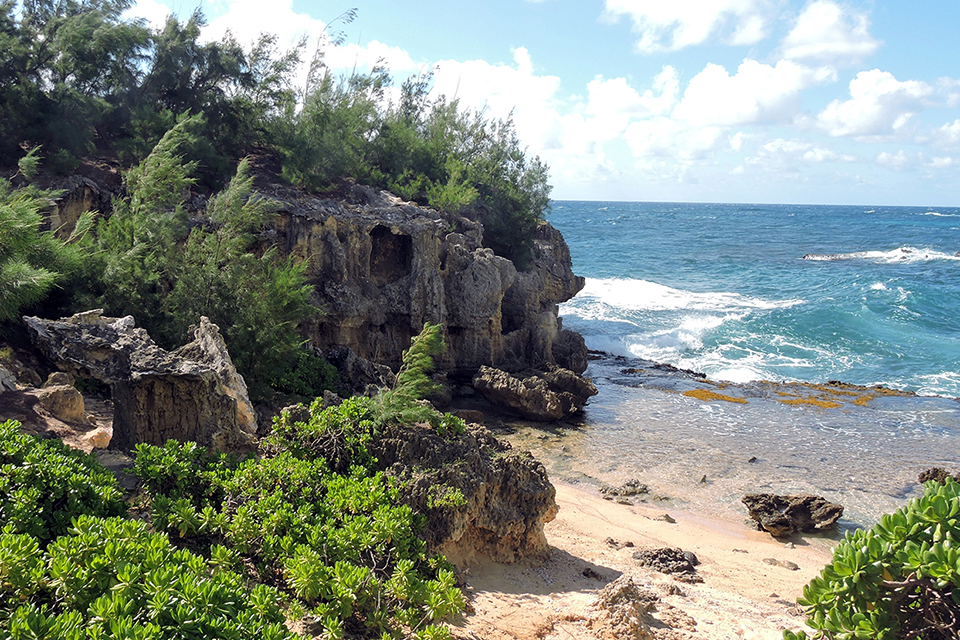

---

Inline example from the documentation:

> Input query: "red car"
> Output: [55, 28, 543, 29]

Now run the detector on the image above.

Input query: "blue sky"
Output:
[128, 0, 960, 206]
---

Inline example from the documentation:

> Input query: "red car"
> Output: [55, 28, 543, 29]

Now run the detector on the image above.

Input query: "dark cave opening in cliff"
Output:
[369, 226, 413, 285]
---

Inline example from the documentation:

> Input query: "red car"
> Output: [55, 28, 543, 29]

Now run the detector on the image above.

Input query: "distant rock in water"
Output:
[742, 493, 843, 538]
[24, 310, 257, 454]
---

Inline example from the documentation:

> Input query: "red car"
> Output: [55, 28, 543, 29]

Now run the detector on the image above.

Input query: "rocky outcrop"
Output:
[742, 493, 844, 538]
[23, 310, 256, 453]
[472, 363, 598, 421]
[258, 180, 587, 385]
[365, 421, 559, 565]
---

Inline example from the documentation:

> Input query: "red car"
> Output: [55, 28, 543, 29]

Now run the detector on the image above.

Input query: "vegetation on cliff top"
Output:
[0, 0, 551, 264]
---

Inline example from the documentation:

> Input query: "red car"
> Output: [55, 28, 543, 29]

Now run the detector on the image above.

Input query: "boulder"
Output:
[742, 493, 844, 538]
[35, 385, 85, 422]
[0, 367, 16, 392]
[472, 363, 598, 421]
[23, 310, 257, 454]
[590, 576, 657, 640]
[365, 422, 559, 565]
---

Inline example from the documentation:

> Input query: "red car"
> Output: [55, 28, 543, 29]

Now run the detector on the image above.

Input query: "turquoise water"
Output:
[552, 201, 960, 397]
[506, 201, 960, 529]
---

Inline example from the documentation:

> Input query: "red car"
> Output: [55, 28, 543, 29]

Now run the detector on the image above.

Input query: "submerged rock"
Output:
[24, 310, 257, 453]
[742, 493, 843, 538]
[472, 362, 598, 421]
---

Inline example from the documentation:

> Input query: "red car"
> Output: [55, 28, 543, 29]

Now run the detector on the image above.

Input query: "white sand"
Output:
[454, 482, 832, 640]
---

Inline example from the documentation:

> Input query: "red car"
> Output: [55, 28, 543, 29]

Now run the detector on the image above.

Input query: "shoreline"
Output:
[456, 481, 833, 640]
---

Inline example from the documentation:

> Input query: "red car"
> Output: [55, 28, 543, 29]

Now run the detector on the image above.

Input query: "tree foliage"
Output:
[94, 116, 316, 399]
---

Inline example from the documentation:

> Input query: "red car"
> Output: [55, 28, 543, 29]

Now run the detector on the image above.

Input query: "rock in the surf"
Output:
[472, 363, 597, 421]
[742, 493, 843, 538]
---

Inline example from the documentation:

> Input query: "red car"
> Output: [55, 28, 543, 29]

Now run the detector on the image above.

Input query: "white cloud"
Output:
[326, 41, 419, 74]
[673, 59, 835, 127]
[624, 117, 726, 159]
[876, 150, 912, 169]
[746, 138, 856, 172]
[927, 156, 957, 168]
[602, 0, 769, 53]
[123, 0, 172, 31]
[201, 0, 329, 48]
[781, 0, 880, 63]
[932, 120, 960, 148]
[818, 70, 932, 138]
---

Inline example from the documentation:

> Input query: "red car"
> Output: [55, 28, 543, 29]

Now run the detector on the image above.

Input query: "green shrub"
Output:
[0, 420, 126, 545]
[0, 516, 297, 640]
[786, 478, 960, 640]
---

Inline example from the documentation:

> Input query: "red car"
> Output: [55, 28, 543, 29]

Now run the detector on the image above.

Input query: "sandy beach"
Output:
[455, 482, 833, 640]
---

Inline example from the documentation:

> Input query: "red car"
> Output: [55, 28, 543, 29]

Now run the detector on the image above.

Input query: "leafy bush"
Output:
[786, 477, 960, 640]
[0, 516, 296, 640]
[130, 324, 468, 637]
[0, 420, 126, 545]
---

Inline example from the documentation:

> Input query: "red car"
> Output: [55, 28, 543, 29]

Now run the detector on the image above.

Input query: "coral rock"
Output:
[742, 493, 843, 538]
[24, 311, 256, 453]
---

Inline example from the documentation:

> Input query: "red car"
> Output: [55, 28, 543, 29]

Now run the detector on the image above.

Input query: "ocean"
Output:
[506, 201, 960, 531]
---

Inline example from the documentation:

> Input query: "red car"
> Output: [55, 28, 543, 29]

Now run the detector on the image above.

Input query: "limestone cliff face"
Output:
[262, 181, 586, 379]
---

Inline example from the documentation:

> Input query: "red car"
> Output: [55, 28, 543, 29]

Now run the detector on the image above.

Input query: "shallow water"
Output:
[504, 355, 960, 531]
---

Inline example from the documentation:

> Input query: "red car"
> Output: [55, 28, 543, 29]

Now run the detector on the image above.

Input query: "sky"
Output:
[126, 0, 960, 206]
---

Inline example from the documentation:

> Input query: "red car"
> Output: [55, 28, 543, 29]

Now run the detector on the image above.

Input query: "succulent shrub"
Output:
[786, 477, 960, 640]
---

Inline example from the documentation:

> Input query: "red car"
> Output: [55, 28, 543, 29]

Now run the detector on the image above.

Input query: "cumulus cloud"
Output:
[876, 150, 912, 169]
[781, 0, 880, 63]
[201, 0, 329, 48]
[624, 117, 726, 160]
[817, 70, 932, 138]
[124, 0, 171, 31]
[747, 138, 856, 169]
[673, 59, 835, 127]
[602, 0, 769, 53]
[932, 120, 960, 148]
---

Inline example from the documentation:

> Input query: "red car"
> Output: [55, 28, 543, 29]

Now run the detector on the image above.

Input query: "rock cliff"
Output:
[257, 179, 587, 383]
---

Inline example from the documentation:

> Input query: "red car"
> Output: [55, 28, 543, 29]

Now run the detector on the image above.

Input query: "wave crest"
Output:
[802, 246, 960, 264]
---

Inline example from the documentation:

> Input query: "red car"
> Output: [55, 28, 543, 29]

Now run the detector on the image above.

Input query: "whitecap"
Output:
[802, 246, 960, 264]
[572, 278, 803, 313]
[870, 282, 888, 290]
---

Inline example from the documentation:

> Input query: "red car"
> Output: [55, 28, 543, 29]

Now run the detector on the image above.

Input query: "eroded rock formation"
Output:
[365, 421, 559, 565]
[258, 180, 587, 385]
[23, 310, 256, 453]
[472, 362, 598, 421]
[742, 493, 844, 538]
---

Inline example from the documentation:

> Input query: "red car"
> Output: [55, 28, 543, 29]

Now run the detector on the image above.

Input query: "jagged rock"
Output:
[0, 367, 16, 392]
[632, 547, 703, 583]
[589, 576, 658, 640]
[324, 346, 396, 392]
[364, 423, 559, 565]
[918, 467, 960, 484]
[600, 479, 649, 498]
[742, 493, 844, 538]
[472, 363, 598, 421]
[42, 371, 75, 388]
[23, 310, 256, 454]
[258, 178, 586, 379]
[35, 385, 85, 422]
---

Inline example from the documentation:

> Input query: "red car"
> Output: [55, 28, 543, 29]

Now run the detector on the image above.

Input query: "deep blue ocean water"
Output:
[504, 201, 960, 529]
[551, 201, 960, 397]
